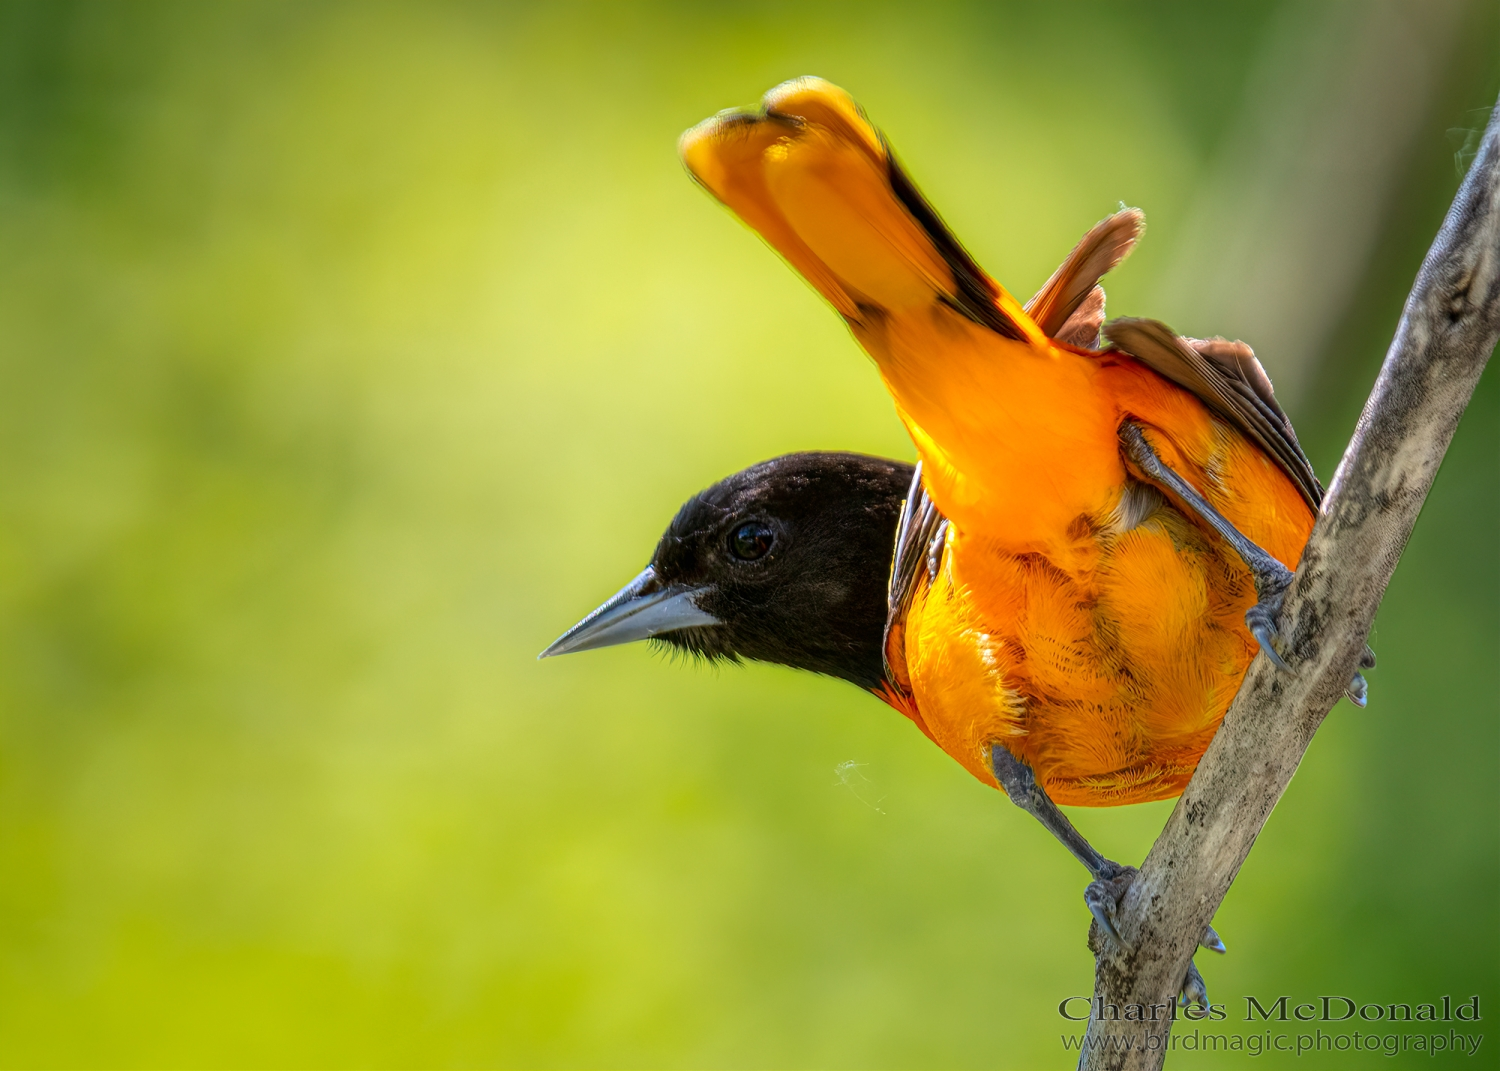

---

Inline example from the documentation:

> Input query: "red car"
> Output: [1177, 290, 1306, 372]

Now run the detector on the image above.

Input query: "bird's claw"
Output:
[1244, 577, 1375, 705]
[1344, 645, 1376, 707]
[1084, 863, 1137, 949]
[1245, 600, 1292, 671]
[1200, 924, 1226, 954]
[1241, 550, 1296, 671]
[1086, 890, 1123, 947]
[1180, 960, 1211, 1011]
[1086, 864, 1222, 1011]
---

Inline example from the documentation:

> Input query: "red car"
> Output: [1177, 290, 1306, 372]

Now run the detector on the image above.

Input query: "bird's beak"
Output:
[538, 566, 721, 659]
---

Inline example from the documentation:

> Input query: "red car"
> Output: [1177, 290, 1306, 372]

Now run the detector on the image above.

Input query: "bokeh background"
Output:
[1, 2, 1497, 1068]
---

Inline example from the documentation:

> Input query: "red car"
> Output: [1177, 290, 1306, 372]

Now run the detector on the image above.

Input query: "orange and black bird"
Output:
[541, 78, 1370, 997]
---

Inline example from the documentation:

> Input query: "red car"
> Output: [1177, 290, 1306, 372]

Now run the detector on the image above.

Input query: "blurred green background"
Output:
[0, 2, 1496, 1068]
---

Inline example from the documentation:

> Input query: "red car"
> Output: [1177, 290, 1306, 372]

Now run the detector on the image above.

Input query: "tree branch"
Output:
[1078, 94, 1500, 1071]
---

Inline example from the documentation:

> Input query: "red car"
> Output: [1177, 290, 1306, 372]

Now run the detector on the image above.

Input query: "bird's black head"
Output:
[540, 451, 914, 691]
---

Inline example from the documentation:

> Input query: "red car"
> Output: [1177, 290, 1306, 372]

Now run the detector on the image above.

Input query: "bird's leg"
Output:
[1118, 423, 1292, 657]
[990, 743, 1116, 879]
[990, 745, 1223, 1007]
[1118, 422, 1373, 704]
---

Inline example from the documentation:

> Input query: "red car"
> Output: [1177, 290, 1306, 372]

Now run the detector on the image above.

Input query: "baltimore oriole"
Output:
[542, 78, 1371, 1002]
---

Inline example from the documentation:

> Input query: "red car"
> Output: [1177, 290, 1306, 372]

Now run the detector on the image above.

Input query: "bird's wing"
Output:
[886, 462, 946, 639]
[1049, 285, 1108, 348]
[1024, 209, 1144, 342]
[1103, 318, 1324, 510]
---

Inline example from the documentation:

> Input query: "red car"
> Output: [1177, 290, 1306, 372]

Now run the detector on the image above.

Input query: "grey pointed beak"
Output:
[538, 566, 721, 659]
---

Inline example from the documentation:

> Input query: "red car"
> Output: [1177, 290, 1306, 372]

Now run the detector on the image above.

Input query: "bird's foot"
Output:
[1346, 670, 1369, 708]
[1084, 861, 1137, 948]
[1345, 646, 1377, 708]
[1086, 867, 1227, 952]
[1181, 960, 1211, 1012]
[1085, 862, 1224, 1011]
[1243, 564, 1375, 705]
[1243, 561, 1294, 671]
[1183, 916, 1228, 1011]
[1200, 923, 1226, 954]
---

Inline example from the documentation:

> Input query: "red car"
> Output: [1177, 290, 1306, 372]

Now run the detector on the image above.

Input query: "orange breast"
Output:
[890, 381, 1315, 807]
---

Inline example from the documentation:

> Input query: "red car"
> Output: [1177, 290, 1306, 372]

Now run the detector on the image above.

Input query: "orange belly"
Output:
[884, 400, 1316, 808]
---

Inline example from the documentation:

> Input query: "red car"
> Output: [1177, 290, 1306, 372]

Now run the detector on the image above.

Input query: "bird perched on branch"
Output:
[542, 78, 1370, 1004]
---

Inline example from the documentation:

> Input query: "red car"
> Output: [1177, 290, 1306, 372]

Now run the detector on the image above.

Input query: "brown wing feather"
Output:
[1102, 317, 1324, 510]
[1026, 209, 1145, 337]
[1052, 285, 1106, 347]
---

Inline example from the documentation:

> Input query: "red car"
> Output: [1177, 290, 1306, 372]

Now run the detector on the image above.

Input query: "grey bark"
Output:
[1076, 94, 1500, 1071]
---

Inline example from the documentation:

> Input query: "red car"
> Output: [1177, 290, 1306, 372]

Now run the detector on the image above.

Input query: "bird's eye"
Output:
[730, 522, 775, 561]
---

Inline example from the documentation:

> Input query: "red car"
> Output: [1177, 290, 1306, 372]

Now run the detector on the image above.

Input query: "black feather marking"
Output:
[884, 148, 1025, 341]
[884, 462, 948, 681]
